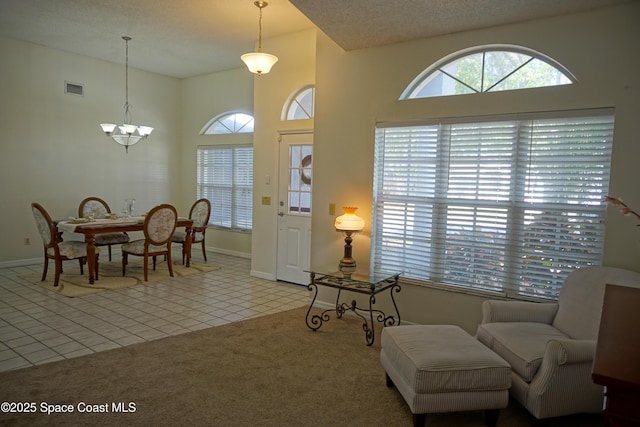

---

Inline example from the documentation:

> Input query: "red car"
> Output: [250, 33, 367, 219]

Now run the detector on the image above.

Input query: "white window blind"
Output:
[372, 110, 614, 300]
[197, 146, 253, 231]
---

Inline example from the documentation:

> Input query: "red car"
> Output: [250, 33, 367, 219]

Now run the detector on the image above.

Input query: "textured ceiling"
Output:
[290, 0, 635, 50]
[0, 0, 634, 78]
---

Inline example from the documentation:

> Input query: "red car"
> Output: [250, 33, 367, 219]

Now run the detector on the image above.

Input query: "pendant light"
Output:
[241, 1, 278, 75]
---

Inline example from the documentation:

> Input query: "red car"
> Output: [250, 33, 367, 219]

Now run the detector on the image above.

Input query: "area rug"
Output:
[0, 306, 604, 427]
[20, 259, 220, 298]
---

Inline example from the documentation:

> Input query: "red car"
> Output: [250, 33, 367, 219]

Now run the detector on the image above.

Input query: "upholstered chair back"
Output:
[144, 204, 177, 246]
[553, 266, 640, 340]
[32, 203, 54, 247]
[190, 198, 211, 229]
[79, 197, 111, 219]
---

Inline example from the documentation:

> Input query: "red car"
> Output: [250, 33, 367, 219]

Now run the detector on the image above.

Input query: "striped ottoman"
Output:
[381, 325, 511, 427]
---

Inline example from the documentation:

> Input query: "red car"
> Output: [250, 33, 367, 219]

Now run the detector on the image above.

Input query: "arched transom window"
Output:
[282, 85, 315, 120]
[201, 112, 254, 134]
[401, 45, 575, 99]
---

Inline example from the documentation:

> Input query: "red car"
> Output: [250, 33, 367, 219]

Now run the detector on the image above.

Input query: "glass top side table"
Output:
[304, 268, 401, 346]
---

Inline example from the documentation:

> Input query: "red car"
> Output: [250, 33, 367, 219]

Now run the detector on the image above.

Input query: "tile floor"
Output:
[0, 252, 309, 373]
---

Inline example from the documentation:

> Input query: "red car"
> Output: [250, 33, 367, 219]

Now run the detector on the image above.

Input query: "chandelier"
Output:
[241, 1, 278, 75]
[100, 36, 153, 153]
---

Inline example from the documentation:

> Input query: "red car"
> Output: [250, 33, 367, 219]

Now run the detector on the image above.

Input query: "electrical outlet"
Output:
[24, 237, 31, 245]
[329, 203, 336, 215]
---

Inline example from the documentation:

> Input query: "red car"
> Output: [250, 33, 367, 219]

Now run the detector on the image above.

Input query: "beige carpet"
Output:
[0, 307, 605, 427]
[20, 259, 220, 297]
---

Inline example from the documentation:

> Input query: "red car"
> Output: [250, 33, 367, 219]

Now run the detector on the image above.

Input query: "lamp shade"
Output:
[100, 123, 117, 135]
[137, 126, 154, 137]
[241, 52, 278, 75]
[334, 207, 365, 232]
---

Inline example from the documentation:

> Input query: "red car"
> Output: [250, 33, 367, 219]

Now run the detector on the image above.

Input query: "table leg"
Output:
[366, 295, 376, 345]
[306, 274, 331, 330]
[335, 289, 345, 318]
[349, 281, 402, 346]
[386, 276, 402, 326]
[86, 233, 97, 284]
[184, 225, 193, 267]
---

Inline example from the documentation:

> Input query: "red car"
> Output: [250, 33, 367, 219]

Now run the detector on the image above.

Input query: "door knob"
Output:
[278, 212, 285, 217]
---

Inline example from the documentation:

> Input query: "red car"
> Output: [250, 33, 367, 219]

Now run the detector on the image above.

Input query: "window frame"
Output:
[400, 44, 576, 100]
[200, 112, 254, 135]
[281, 85, 315, 120]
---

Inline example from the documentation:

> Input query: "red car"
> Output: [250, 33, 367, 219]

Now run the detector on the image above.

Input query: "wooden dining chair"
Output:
[31, 202, 99, 287]
[78, 196, 130, 261]
[172, 198, 211, 264]
[121, 204, 177, 281]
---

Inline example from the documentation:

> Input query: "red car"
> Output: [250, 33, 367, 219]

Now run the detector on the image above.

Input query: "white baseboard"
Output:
[250, 270, 276, 281]
[0, 246, 250, 270]
[205, 246, 251, 259]
[0, 258, 41, 269]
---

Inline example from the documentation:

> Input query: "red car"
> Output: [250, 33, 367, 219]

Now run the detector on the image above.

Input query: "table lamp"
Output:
[334, 207, 365, 275]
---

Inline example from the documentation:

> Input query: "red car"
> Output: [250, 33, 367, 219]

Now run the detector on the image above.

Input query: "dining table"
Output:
[57, 216, 194, 284]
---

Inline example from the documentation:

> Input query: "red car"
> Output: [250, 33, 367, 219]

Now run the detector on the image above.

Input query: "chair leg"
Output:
[167, 250, 174, 277]
[122, 253, 128, 276]
[108, 245, 112, 262]
[385, 372, 394, 388]
[79, 258, 85, 275]
[412, 413, 426, 427]
[41, 253, 49, 282]
[152, 256, 157, 271]
[54, 260, 62, 287]
[143, 255, 149, 281]
[95, 254, 99, 281]
[201, 240, 207, 261]
[484, 409, 500, 427]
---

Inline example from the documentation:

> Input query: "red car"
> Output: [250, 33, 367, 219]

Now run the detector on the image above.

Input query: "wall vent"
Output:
[64, 81, 84, 96]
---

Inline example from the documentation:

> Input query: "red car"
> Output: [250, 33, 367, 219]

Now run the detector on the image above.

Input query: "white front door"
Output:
[276, 133, 313, 285]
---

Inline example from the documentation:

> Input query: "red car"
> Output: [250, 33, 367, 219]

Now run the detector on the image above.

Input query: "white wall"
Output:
[0, 37, 181, 264]
[250, 29, 317, 279]
[311, 2, 640, 332]
[180, 68, 254, 257]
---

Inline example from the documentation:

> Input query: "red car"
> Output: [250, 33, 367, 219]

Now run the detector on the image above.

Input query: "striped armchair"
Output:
[476, 267, 640, 420]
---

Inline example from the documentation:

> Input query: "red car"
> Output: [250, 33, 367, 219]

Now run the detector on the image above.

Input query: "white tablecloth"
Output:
[57, 217, 143, 233]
